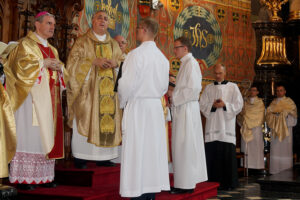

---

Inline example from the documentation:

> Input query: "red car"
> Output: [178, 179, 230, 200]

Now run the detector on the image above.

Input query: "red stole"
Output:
[38, 44, 64, 159]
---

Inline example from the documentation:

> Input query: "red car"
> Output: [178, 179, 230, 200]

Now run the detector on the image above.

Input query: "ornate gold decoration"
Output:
[99, 77, 114, 96]
[190, 23, 209, 49]
[168, 0, 181, 12]
[100, 114, 115, 133]
[170, 57, 181, 76]
[257, 35, 291, 66]
[100, 96, 115, 115]
[260, 0, 288, 22]
[94, 0, 120, 29]
[289, 11, 300, 21]
[96, 43, 112, 60]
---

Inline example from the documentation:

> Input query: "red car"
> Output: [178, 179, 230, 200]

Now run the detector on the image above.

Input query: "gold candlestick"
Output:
[260, 0, 288, 22]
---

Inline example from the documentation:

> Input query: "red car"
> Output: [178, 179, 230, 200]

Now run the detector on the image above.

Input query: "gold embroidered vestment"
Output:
[67, 29, 123, 147]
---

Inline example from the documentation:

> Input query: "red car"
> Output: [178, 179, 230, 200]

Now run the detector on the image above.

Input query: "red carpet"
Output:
[16, 162, 219, 200]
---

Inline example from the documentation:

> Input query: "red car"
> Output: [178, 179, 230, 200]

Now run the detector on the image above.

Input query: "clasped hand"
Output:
[93, 58, 117, 69]
[44, 58, 62, 71]
[213, 99, 225, 108]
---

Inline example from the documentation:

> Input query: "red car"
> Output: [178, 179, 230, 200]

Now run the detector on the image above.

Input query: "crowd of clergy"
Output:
[0, 9, 297, 200]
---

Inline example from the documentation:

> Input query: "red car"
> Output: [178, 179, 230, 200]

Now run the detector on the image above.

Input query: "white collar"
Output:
[93, 31, 106, 42]
[180, 53, 192, 63]
[276, 97, 284, 102]
[34, 32, 48, 47]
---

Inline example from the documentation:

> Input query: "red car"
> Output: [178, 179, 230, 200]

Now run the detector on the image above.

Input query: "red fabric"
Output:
[16, 164, 219, 200]
[138, 5, 151, 18]
[37, 44, 64, 159]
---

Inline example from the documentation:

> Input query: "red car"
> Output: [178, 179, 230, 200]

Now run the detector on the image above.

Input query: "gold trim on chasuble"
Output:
[96, 43, 116, 145]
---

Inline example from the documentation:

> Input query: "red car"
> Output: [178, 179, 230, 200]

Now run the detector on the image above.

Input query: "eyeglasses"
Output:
[119, 41, 127, 45]
[174, 45, 184, 49]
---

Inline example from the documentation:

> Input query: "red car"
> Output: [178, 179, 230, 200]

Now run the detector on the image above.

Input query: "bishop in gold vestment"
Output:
[67, 11, 123, 167]
[4, 12, 68, 189]
[266, 85, 297, 174]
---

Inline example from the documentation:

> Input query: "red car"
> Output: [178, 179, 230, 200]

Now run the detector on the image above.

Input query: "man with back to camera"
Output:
[118, 17, 170, 200]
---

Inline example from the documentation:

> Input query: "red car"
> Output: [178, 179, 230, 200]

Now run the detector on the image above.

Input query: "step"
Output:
[17, 182, 219, 200]
[55, 162, 120, 188]
[17, 164, 219, 200]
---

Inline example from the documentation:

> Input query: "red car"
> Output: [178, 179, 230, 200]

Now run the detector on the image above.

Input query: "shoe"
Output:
[40, 182, 57, 188]
[96, 160, 116, 167]
[74, 158, 87, 169]
[17, 184, 36, 191]
[169, 187, 194, 194]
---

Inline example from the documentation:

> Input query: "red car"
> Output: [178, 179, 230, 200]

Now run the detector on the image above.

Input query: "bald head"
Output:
[114, 35, 127, 53]
[214, 63, 226, 82]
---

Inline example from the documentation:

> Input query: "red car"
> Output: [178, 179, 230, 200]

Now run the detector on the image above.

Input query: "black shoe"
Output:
[17, 184, 36, 191]
[40, 182, 57, 188]
[96, 160, 116, 167]
[74, 158, 87, 169]
[169, 187, 194, 194]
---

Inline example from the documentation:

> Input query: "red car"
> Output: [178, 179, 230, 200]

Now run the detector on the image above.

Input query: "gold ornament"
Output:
[260, 0, 288, 22]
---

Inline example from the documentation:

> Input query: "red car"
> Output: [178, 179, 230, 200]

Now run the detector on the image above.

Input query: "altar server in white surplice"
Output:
[169, 37, 207, 195]
[200, 63, 243, 190]
[266, 85, 297, 174]
[118, 18, 170, 200]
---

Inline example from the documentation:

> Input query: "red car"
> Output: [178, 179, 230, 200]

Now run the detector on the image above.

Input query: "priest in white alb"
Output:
[118, 18, 170, 200]
[238, 85, 265, 170]
[199, 63, 243, 190]
[266, 85, 297, 174]
[169, 36, 207, 194]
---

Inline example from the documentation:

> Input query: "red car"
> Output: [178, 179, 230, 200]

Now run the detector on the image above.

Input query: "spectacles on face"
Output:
[174, 45, 184, 49]
[119, 41, 127, 45]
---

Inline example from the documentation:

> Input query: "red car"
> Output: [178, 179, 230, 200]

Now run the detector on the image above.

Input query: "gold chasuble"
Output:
[238, 97, 265, 143]
[3, 31, 68, 159]
[0, 84, 16, 178]
[266, 97, 297, 142]
[67, 29, 123, 147]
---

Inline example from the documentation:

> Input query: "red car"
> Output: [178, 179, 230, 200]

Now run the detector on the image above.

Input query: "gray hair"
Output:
[92, 10, 108, 20]
[34, 13, 55, 23]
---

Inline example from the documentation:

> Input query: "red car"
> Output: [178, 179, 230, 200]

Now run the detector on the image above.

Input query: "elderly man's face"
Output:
[35, 16, 56, 39]
[115, 35, 127, 53]
[92, 12, 109, 35]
